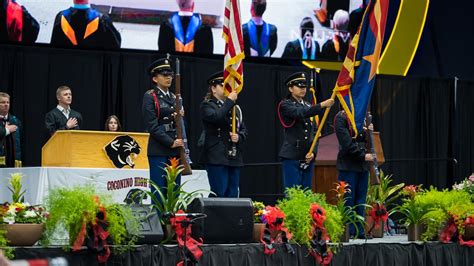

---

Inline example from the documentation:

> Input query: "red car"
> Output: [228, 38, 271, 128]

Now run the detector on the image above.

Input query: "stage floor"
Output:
[10, 235, 474, 266]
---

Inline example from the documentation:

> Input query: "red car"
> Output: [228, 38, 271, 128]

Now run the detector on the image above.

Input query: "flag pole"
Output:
[232, 80, 237, 134]
[306, 91, 337, 158]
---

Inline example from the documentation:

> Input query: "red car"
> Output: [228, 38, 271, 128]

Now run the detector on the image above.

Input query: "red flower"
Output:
[310, 204, 327, 228]
[262, 206, 285, 231]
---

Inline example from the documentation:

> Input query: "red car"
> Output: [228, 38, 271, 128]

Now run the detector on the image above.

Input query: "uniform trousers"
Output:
[338, 170, 369, 237]
[281, 159, 314, 191]
[206, 164, 240, 197]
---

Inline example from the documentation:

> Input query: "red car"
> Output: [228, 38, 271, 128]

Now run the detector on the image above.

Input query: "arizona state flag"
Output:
[223, 0, 245, 94]
[334, 0, 389, 136]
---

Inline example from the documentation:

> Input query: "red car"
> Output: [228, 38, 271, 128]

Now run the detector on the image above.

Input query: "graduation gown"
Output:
[158, 13, 213, 54]
[0, 0, 39, 43]
[242, 20, 278, 57]
[50, 7, 121, 49]
[281, 39, 321, 60]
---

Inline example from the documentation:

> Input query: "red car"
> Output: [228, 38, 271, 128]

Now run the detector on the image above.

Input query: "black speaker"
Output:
[188, 198, 253, 243]
[129, 205, 164, 244]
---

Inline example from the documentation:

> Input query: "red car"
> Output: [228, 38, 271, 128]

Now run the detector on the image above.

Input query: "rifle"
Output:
[365, 112, 380, 185]
[174, 58, 192, 175]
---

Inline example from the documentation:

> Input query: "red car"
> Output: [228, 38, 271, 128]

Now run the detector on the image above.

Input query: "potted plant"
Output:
[252, 201, 266, 242]
[144, 158, 210, 241]
[0, 173, 48, 246]
[43, 185, 140, 262]
[332, 181, 367, 242]
[365, 171, 404, 238]
[415, 187, 472, 241]
[394, 185, 427, 241]
[277, 187, 344, 246]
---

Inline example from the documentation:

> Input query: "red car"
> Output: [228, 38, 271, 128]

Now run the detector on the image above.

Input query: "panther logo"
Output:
[123, 188, 148, 204]
[104, 135, 141, 168]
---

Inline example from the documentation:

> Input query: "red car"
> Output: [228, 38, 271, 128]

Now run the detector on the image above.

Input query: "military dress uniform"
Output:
[200, 71, 248, 197]
[335, 110, 369, 238]
[278, 72, 324, 190]
[142, 59, 182, 191]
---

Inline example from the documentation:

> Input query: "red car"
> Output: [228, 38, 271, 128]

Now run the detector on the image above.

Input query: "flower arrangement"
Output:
[252, 201, 266, 223]
[0, 173, 48, 225]
[1, 202, 47, 225]
[453, 174, 474, 198]
[415, 187, 473, 241]
[277, 187, 344, 246]
[44, 184, 140, 259]
[395, 185, 427, 226]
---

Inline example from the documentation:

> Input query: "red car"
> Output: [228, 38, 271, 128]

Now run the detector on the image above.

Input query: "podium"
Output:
[313, 133, 384, 204]
[42, 130, 150, 169]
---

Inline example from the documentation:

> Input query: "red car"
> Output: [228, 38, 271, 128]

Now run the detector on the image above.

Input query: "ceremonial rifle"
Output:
[365, 112, 380, 185]
[174, 58, 192, 175]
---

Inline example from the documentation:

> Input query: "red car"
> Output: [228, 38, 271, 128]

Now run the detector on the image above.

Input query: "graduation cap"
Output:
[285, 72, 307, 87]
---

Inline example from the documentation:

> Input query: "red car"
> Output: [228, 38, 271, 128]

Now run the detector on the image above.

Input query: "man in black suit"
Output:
[281, 17, 320, 60]
[242, 0, 278, 57]
[0, 92, 21, 167]
[142, 58, 185, 192]
[0, 0, 39, 43]
[158, 0, 213, 54]
[278, 72, 334, 190]
[199, 71, 247, 197]
[45, 86, 83, 136]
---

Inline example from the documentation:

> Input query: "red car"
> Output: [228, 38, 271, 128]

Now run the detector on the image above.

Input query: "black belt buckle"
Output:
[299, 160, 309, 170]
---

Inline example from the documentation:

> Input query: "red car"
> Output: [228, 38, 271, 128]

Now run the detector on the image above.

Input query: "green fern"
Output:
[277, 187, 344, 246]
[44, 185, 140, 251]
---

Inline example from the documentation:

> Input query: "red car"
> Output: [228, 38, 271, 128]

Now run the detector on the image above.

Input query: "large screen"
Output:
[1, 0, 363, 61]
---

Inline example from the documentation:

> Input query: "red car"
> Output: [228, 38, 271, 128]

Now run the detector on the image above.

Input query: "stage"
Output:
[11, 235, 474, 266]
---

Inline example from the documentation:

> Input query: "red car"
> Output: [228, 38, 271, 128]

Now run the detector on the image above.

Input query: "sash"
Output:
[171, 12, 201, 52]
[61, 8, 100, 45]
[248, 19, 270, 56]
[298, 38, 317, 60]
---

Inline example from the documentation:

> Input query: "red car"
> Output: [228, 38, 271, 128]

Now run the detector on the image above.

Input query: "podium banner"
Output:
[0, 167, 209, 205]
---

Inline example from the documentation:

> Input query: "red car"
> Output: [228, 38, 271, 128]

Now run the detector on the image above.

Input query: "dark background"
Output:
[0, 42, 472, 204]
[409, 1, 474, 79]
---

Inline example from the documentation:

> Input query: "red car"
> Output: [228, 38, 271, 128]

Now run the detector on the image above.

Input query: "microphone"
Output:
[162, 212, 206, 219]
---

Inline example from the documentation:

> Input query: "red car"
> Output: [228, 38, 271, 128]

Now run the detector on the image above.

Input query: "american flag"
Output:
[222, 0, 245, 94]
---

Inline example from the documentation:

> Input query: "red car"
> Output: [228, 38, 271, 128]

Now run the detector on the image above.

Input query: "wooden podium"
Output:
[313, 133, 384, 204]
[42, 130, 150, 169]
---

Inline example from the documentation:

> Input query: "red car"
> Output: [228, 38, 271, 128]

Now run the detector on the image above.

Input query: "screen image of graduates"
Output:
[320, 9, 350, 61]
[282, 17, 320, 60]
[242, 0, 278, 57]
[158, 0, 213, 54]
[50, 0, 121, 49]
[0, 0, 39, 43]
